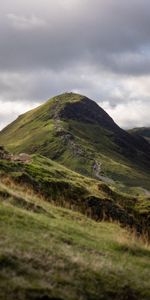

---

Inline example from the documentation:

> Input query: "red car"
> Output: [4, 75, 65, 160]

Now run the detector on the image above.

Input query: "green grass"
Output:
[0, 93, 150, 299]
[0, 155, 149, 236]
[0, 180, 150, 300]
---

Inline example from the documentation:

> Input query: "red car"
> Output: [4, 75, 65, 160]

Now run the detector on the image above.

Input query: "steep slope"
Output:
[0, 92, 150, 189]
[0, 148, 150, 299]
[129, 127, 150, 143]
[1, 181, 150, 300]
[0, 150, 150, 234]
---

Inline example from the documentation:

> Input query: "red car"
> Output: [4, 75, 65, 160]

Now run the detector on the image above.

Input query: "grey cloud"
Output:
[0, 0, 150, 129]
[0, 0, 150, 74]
[7, 14, 47, 30]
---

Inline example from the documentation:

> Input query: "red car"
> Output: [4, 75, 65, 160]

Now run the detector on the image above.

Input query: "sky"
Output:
[0, 0, 150, 130]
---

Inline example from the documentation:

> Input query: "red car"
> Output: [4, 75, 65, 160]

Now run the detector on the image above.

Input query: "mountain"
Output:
[129, 127, 150, 143]
[0, 94, 150, 300]
[0, 92, 150, 189]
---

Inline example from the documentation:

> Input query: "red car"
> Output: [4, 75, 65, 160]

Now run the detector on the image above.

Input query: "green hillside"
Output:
[0, 152, 149, 236]
[0, 134, 150, 299]
[0, 163, 150, 300]
[0, 93, 150, 190]
[129, 127, 150, 143]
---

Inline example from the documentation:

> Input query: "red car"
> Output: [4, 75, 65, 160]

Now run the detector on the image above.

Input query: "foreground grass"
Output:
[0, 181, 150, 300]
[1, 155, 150, 236]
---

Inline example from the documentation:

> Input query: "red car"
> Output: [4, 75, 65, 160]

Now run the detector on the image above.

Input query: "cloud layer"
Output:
[0, 0, 150, 129]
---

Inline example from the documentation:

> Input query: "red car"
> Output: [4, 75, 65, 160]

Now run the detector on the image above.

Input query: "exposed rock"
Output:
[0, 146, 31, 164]
[11, 153, 31, 163]
[0, 146, 11, 160]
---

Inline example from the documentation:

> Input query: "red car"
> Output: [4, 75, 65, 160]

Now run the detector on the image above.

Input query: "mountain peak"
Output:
[47, 92, 85, 105]
[45, 92, 118, 132]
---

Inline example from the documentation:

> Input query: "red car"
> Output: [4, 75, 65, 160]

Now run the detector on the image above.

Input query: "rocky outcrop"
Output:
[0, 146, 11, 160]
[0, 146, 31, 164]
[11, 153, 31, 163]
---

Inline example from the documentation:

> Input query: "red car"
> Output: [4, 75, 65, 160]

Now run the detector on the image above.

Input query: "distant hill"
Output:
[0, 92, 150, 189]
[129, 127, 150, 143]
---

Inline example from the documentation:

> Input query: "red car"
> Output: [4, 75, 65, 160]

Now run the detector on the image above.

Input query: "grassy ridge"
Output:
[0, 177, 150, 300]
[0, 155, 149, 235]
[129, 127, 150, 143]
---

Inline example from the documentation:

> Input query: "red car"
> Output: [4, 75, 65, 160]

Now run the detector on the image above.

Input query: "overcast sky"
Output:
[0, 0, 150, 129]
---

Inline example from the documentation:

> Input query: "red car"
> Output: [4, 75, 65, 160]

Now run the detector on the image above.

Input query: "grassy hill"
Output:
[129, 127, 150, 143]
[0, 93, 150, 299]
[0, 152, 149, 237]
[0, 93, 150, 190]
[0, 170, 150, 300]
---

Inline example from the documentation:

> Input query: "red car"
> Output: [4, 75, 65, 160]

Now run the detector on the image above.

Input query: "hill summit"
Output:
[45, 93, 119, 132]
[0, 92, 150, 189]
